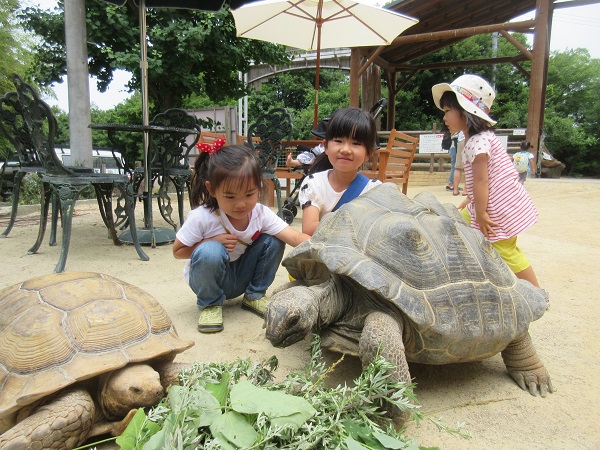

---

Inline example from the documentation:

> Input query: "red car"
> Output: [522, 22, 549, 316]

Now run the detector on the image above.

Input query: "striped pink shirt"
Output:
[463, 130, 538, 242]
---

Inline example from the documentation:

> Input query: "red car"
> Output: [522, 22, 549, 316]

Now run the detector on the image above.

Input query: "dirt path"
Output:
[1, 178, 599, 449]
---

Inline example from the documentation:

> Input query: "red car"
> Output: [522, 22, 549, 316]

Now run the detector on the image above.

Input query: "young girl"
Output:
[432, 74, 541, 289]
[173, 144, 310, 333]
[299, 107, 382, 236]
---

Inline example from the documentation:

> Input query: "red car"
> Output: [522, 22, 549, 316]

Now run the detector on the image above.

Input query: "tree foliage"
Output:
[0, 0, 32, 93]
[19, 0, 291, 116]
[0, 0, 34, 158]
[25, 11, 600, 176]
[543, 49, 600, 176]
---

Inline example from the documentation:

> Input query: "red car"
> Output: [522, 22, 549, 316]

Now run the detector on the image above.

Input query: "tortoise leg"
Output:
[0, 388, 94, 450]
[359, 311, 412, 425]
[501, 332, 554, 397]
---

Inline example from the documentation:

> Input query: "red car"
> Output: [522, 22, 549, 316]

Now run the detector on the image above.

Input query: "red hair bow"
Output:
[197, 137, 226, 155]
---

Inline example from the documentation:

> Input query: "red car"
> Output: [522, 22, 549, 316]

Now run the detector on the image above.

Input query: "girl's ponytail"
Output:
[190, 152, 210, 209]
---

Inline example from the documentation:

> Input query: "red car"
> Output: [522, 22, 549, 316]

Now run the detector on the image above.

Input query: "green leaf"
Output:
[344, 436, 370, 450]
[343, 420, 385, 449]
[141, 428, 165, 450]
[204, 371, 230, 407]
[230, 380, 316, 430]
[372, 430, 407, 449]
[116, 408, 151, 449]
[168, 384, 221, 427]
[210, 410, 258, 449]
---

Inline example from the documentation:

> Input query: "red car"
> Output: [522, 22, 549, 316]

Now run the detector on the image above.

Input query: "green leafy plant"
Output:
[111, 335, 469, 450]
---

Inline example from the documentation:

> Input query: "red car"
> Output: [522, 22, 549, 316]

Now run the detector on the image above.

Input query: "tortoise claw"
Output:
[509, 369, 553, 397]
[527, 381, 538, 397]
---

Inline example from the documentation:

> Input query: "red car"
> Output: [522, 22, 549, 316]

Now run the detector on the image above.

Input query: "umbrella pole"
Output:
[313, 1, 324, 129]
[139, 0, 155, 246]
[313, 37, 321, 129]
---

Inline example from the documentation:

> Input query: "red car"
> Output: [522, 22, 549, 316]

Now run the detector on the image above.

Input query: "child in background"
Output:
[286, 118, 328, 168]
[432, 74, 542, 289]
[299, 107, 382, 236]
[513, 140, 536, 184]
[173, 144, 310, 333]
[286, 142, 325, 168]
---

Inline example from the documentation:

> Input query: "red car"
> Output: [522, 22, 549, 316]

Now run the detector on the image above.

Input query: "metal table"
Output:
[89, 122, 199, 247]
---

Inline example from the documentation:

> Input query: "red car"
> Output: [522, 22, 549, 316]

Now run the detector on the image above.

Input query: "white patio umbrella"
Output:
[231, 0, 418, 127]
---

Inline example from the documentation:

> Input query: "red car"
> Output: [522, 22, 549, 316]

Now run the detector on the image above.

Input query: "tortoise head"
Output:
[98, 364, 164, 420]
[264, 285, 320, 348]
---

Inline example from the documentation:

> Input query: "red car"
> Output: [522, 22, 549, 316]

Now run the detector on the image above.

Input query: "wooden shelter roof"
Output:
[380, 0, 538, 68]
[347, 0, 600, 162]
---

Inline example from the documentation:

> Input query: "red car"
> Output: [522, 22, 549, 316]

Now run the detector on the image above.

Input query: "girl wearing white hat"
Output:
[431, 74, 542, 291]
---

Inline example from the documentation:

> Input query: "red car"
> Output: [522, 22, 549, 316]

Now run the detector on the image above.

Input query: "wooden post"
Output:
[526, 0, 553, 174]
[349, 48, 360, 107]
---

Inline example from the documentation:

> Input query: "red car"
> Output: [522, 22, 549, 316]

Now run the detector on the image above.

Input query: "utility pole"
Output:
[64, 0, 93, 168]
[491, 31, 499, 88]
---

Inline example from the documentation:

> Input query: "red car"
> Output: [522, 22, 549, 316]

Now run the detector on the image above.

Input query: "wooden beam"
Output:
[553, 0, 600, 9]
[391, 55, 528, 71]
[389, 19, 535, 45]
[499, 30, 533, 60]
[384, 70, 397, 130]
[358, 46, 387, 78]
[526, 0, 553, 172]
[512, 61, 531, 79]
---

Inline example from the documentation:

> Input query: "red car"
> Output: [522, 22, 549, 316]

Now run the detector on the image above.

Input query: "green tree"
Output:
[543, 49, 600, 175]
[0, 0, 31, 93]
[19, 1, 291, 117]
[1, 0, 34, 158]
[248, 69, 351, 139]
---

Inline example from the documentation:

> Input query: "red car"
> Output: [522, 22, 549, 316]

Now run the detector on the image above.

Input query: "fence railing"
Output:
[377, 129, 527, 173]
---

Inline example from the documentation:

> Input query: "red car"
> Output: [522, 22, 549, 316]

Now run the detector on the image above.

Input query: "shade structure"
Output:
[231, 0, 418, 127]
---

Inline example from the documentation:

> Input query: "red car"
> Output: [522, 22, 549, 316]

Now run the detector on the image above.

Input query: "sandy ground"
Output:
[1, 177, 599, 449]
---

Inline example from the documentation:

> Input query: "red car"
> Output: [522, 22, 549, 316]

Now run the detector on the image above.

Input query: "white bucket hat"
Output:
[432, 74, 497, 125]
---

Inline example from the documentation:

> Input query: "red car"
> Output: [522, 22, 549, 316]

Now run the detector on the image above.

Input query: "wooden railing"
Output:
[376, 129, 528, 173]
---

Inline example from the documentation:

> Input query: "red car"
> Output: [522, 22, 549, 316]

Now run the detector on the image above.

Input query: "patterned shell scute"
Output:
[283, 183, 548, 362]
[0, 272, 194, 419]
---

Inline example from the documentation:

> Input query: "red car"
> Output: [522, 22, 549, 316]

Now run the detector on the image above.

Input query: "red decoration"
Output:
[197, 137, 226, 155]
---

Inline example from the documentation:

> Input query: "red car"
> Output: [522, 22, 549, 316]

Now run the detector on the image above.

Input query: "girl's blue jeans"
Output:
[188, 233, 285, 309]
[447, 146, 457, 184]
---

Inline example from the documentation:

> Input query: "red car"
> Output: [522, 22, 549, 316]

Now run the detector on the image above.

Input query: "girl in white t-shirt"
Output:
[299, 107, 382, 236]
[173, 144, 310, 333]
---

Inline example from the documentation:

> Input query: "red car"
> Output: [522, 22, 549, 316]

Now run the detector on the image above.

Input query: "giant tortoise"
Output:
[0, 272, 194, 449]
[265, 183, 552, 423]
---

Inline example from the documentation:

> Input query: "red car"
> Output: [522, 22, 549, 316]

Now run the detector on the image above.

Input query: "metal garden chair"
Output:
[2, 73, 148, 272]
[247, 107, 293, 216]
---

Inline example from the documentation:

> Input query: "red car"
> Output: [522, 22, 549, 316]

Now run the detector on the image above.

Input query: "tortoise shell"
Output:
[283, 183, 548, 362]
[0, 272, 194, 419]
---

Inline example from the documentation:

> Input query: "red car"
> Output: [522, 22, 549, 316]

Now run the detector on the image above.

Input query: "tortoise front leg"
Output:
[0, 388, 94, 450]
[501, 332, 554, 397]
[359, 311, 412, 425]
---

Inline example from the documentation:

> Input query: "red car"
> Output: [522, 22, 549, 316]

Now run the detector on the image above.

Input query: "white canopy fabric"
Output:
[232, 0, 418, 126]
[231, 0, 418, 51]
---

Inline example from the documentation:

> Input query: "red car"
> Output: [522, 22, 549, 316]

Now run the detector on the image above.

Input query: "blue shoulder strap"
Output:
[332, 173, 370, 212]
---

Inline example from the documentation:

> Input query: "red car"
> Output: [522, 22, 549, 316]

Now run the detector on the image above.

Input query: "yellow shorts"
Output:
[460, 208, 531, 273]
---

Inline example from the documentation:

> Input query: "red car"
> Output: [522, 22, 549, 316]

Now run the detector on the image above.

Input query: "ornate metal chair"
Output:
[247, 108, 293, 216]
[0, 91, 49, 238]
[3, 73, 148, 272]
[129, 109, 201, 230]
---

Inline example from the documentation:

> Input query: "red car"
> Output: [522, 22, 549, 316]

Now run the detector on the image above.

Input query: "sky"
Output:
[29, 0, 600, 112]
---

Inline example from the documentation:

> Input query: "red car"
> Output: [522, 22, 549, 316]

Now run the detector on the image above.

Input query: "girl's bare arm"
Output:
[275, 226, 311, 247]
[471, 154, 498, 238]
[301, 205, 320, 236]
